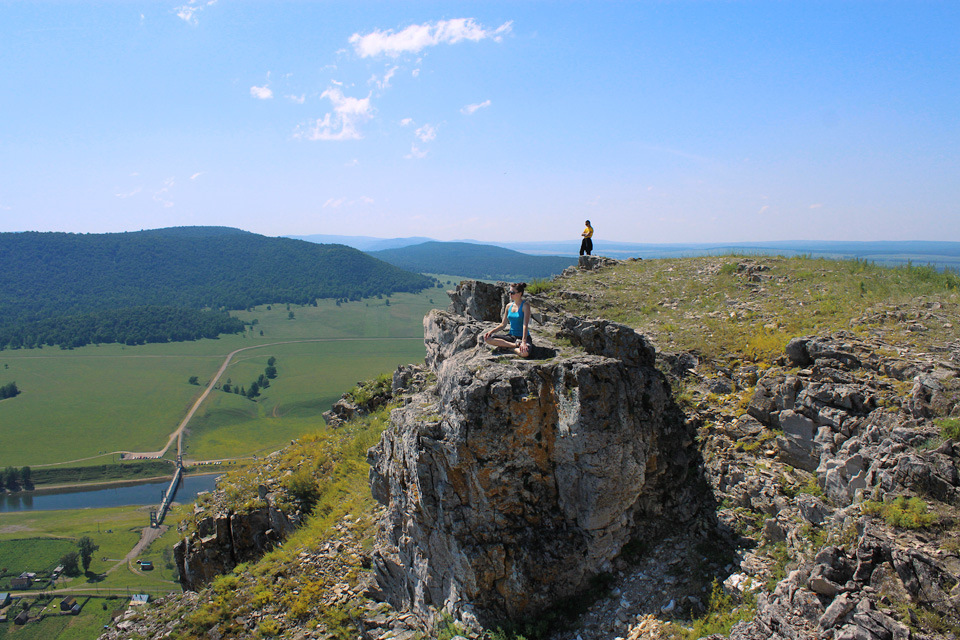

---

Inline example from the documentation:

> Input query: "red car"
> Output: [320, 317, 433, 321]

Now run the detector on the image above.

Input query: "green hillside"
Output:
[0, 227, 434, 349]
[368, 241, 577, 281]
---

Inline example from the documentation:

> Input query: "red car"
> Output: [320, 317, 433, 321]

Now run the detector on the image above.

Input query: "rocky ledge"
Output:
[366, 281, 713, 629]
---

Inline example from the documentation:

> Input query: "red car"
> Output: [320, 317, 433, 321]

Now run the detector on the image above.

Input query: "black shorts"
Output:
[493, 333, 533, 347]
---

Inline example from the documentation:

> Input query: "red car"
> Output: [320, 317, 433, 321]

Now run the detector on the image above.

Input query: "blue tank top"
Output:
[508, 300, 525, 336]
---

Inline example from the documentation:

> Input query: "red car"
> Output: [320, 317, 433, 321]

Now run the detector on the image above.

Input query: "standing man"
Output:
[580, 220, 594, 256]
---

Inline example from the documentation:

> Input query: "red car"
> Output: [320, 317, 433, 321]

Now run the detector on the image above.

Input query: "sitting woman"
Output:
[483, 282, 533, 358]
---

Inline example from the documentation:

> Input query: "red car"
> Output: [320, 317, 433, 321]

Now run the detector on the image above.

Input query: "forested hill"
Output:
[368, 241, 577, 281]
[0, 227, 433, 348]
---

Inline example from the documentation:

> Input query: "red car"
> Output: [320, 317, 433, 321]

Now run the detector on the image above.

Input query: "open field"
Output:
[0, 502, 190, 593]
[0, 600, 115, 640]
[0, 281, 459, 468]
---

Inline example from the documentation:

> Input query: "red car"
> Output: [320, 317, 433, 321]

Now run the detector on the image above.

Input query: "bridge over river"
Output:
[151, 455, 184, 527]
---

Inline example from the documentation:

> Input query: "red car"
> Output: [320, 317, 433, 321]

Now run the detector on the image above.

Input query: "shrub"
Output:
[938, 417, 960, 441]
[863, 497, 937, 529]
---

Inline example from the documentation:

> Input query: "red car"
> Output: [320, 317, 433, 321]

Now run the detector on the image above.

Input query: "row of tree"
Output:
[2, 466, 32, 491]
[222, 356, 278, 400]
[0, 306, 245, 350]
[0, 381, 18, 399]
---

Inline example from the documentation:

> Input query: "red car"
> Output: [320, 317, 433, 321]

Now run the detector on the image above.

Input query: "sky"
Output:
[1, 1, 958, 244]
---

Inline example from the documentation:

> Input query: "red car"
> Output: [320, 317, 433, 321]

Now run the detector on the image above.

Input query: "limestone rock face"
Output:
[446, 280, 508, 322]
[174, 504, 297, 591]
[368, 299, 706, 626]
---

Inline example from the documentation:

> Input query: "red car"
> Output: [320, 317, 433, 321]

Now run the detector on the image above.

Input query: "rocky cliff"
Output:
[366, 281, 712, 628]
[98, 257, 960, 640]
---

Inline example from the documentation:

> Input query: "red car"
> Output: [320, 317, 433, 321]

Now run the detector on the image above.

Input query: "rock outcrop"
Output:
[174, 484, 301, 590]
[367, 282, 710, 628]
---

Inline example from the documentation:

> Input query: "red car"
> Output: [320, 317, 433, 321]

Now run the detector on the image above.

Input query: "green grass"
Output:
[0, 596, 115, 640]
[550, 255, 960, 363]
[863, 496, 938, 529]
[0, 503, 189, 596]
[0, 285, 447, 468]
[0, 538, 75, 576]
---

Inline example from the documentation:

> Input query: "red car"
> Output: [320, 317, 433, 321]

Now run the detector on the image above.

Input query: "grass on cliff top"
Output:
[162, 402, 392, 640]
[546, 255, 960, 364]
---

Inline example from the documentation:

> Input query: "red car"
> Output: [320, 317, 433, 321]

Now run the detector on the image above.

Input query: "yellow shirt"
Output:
[582, 225, 593, 238]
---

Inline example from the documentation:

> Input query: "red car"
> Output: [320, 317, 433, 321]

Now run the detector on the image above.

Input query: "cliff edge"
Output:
[367, 281, 712, 628]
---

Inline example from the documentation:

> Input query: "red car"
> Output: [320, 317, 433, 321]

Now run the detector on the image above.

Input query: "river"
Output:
[0, 474, 220, 513]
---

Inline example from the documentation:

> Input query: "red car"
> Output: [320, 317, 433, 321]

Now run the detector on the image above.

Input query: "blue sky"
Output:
[2, 1, 958, 243]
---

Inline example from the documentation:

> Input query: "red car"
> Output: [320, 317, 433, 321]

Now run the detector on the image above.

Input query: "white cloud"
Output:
[175, 5, 199, 25]
[412, 68, 420, 78]
[250, 85, 273, 100]
[150, 177, 176, 208]
[296, 87, 374, 141]
[415, 123, 437, 142]
[349, 18, 512, 58]
[371, 66, 399, 91]
[175, 0, 216, 25]
[115, 187, 142, 199]
[400, 118, 414, 127]
[190, 172, 203, 180]
[406, 145, 428, 160]
[809, 203, 823, 209]
[345, 158, 360, 167]
[287, 94, 306, 104]
[461, 99, 491, 115]
[323, 196, 373, 207]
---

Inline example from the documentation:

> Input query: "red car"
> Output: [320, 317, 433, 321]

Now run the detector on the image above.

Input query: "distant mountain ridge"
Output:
[367, 241, 577, 281]
[0, 227, 433, 348]
[294, 234, 960, 271]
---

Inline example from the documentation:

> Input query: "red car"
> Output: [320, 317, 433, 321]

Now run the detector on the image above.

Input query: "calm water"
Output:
[0, 474, 220, 513]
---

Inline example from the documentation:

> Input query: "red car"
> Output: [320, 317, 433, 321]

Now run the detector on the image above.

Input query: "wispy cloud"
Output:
[400, 118, 414, 127]
[461, 99, 491, 115]
[370, 66, 399, 91]
[287, 94, 305, 104]
[190, 172, 203, 180]
[406, 145, 428, 160]
[153, 177, 176, 208]
[174, 0, 217, 26]
[349, 18, 512, 58]
[809, 203, 823, 209]
[323, 195, 374, 208]
[415, 124, 437, 142]
[250, 85, 273, 100]
[115, 187, 143, 199]
[296, 88, 373, 141]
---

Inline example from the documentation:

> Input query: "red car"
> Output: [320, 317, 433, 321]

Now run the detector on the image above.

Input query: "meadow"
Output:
[0, 502, 191, 638]
[0, 279, 457, 469]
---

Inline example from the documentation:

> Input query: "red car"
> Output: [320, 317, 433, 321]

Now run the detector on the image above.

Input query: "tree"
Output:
[222, 383, 232, 393]
[0, 381, 18, 399]
[188, 376, 200, 385]
[59, 551, 81, 576]
[20, 466, 31, 489]
[247, 382, 260, 399]
[3, 467, 18, 491]
[288, 311, 295, 319]
[265, 365, 277, 379]
[267, 356, 276, 367]
[78, 536, 99, 572]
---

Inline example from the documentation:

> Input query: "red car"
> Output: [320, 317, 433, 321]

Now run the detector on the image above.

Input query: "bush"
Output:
[938, 417, 960, 441]
[863, 496, 937, 529]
